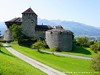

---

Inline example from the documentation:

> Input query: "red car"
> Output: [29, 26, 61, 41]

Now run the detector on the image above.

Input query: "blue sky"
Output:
[0, 0, 100, 27]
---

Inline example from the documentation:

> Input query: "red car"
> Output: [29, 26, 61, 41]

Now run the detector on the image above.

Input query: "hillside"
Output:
[0, 46, 46, 75]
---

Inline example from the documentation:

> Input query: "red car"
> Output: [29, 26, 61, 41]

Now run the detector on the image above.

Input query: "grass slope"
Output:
[0, 46, 46, 75]
[9, 44, 100, 75]
[61, 46, 96, 57]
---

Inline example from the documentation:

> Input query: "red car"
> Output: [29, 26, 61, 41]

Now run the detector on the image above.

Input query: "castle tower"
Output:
[21, 8, 37, 37]
[46, 26, 73, 51]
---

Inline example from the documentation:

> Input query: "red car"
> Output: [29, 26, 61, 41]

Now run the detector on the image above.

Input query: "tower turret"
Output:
[46, 26, 73, 51]
[21, 8, 37, 37]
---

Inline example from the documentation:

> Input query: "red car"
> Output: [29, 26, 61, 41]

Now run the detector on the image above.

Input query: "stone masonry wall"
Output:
[46, 31, 72, 51]
[34, 31, 45, 39]
[3, 28, 12, 41]
[21, 14, 37, 37]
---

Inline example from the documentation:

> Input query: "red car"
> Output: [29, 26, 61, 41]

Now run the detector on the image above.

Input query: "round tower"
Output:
[45, 26, 73, 51]
[21, 8, 37, 37]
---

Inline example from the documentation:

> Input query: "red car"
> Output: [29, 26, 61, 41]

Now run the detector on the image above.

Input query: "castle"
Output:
[4, 8, 73, 51]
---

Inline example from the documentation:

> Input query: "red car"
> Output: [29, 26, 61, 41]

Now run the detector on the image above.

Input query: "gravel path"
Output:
[3, 44, 66, 75]
[41, 50, 92, 60]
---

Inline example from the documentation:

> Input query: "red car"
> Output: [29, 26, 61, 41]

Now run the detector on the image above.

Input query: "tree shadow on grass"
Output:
[0, 46, 14, 57]
[38, 51, 50, 54]
[0, 50, 14, 57]
[39, 50, 64, 57]
[71, 46, 91, 55]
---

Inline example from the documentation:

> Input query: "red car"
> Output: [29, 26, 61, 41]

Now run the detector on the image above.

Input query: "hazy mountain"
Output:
[38, 18, 100, 36]
[0, 19, 100, 36]
[0, 22, 6, 35]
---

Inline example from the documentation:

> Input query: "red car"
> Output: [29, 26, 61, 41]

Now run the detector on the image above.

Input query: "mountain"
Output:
[38, 18, 100, 36]
[0, 22, 6, 35]
[0, 19, 100, 36]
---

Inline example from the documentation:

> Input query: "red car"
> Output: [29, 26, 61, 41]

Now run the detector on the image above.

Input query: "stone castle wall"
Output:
[34, 31, 45, 39]
[3, 28, 12, 41]
[3, 8, 73, 52]
[21, 13, 37, 37]
[45, 30, 72, 51]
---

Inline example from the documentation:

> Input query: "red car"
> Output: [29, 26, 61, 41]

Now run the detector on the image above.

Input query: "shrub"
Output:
[91, 52, 100, 71]
[18, 38, 37, 47]
[90, 42, 100, 53]
[31, 40, 46, 52]
[50, 46, 59, 55]
[76, 37, 89, 47]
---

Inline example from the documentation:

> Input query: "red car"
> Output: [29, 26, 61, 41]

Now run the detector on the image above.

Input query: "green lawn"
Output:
[9, 44, 100, 75]
[0, 46, 47, 75]
[41, 46, 96, 58]
[60, 46, 97, 58]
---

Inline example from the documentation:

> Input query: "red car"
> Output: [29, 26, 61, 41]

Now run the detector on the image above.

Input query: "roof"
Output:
[22, 8, 37, 15]
[47, 26, 73, 34]
[55, 25, 63, 29]
[5, 17, 22, 28]
[35, 25, 53, 31]
[48, 29, 72, 32]
[5, 17, 22, 23]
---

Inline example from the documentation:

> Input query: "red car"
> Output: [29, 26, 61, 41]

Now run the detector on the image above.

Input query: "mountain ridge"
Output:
[0, 19, 100, 36]
[38, 18, 100, 36]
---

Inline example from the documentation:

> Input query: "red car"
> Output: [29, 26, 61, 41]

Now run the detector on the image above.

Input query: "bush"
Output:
[76, 37, 89, 47]
[0, 40, 6, 43]
[31, 40, 46, 52]
[90, 42, 100, 53]
[18, 38, 37, 47]
[91, 52, 100, 71]
[50, 46, 59, 55]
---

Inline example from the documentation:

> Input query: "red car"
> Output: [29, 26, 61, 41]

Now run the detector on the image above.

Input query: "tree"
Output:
[0, 43, 1, 52]
[10, 24, 23, 41]
[90, 42, 100, 53]
[76, 37, 89, 47]
[91, 52, 100, 71]
[50, 46, 59, 55]
[0, 31, 1, 51]
[31, 40, 46, 52]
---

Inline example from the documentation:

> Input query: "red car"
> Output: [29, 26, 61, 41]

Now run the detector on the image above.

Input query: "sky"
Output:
[0, 0, 100, 27]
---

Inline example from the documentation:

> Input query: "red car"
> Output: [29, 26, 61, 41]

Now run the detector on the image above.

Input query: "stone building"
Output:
[4, 8, 73, 51]
[4, 17, 22, 41]
[46, 26, 73, 51]
[4, 8, 52, 41]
